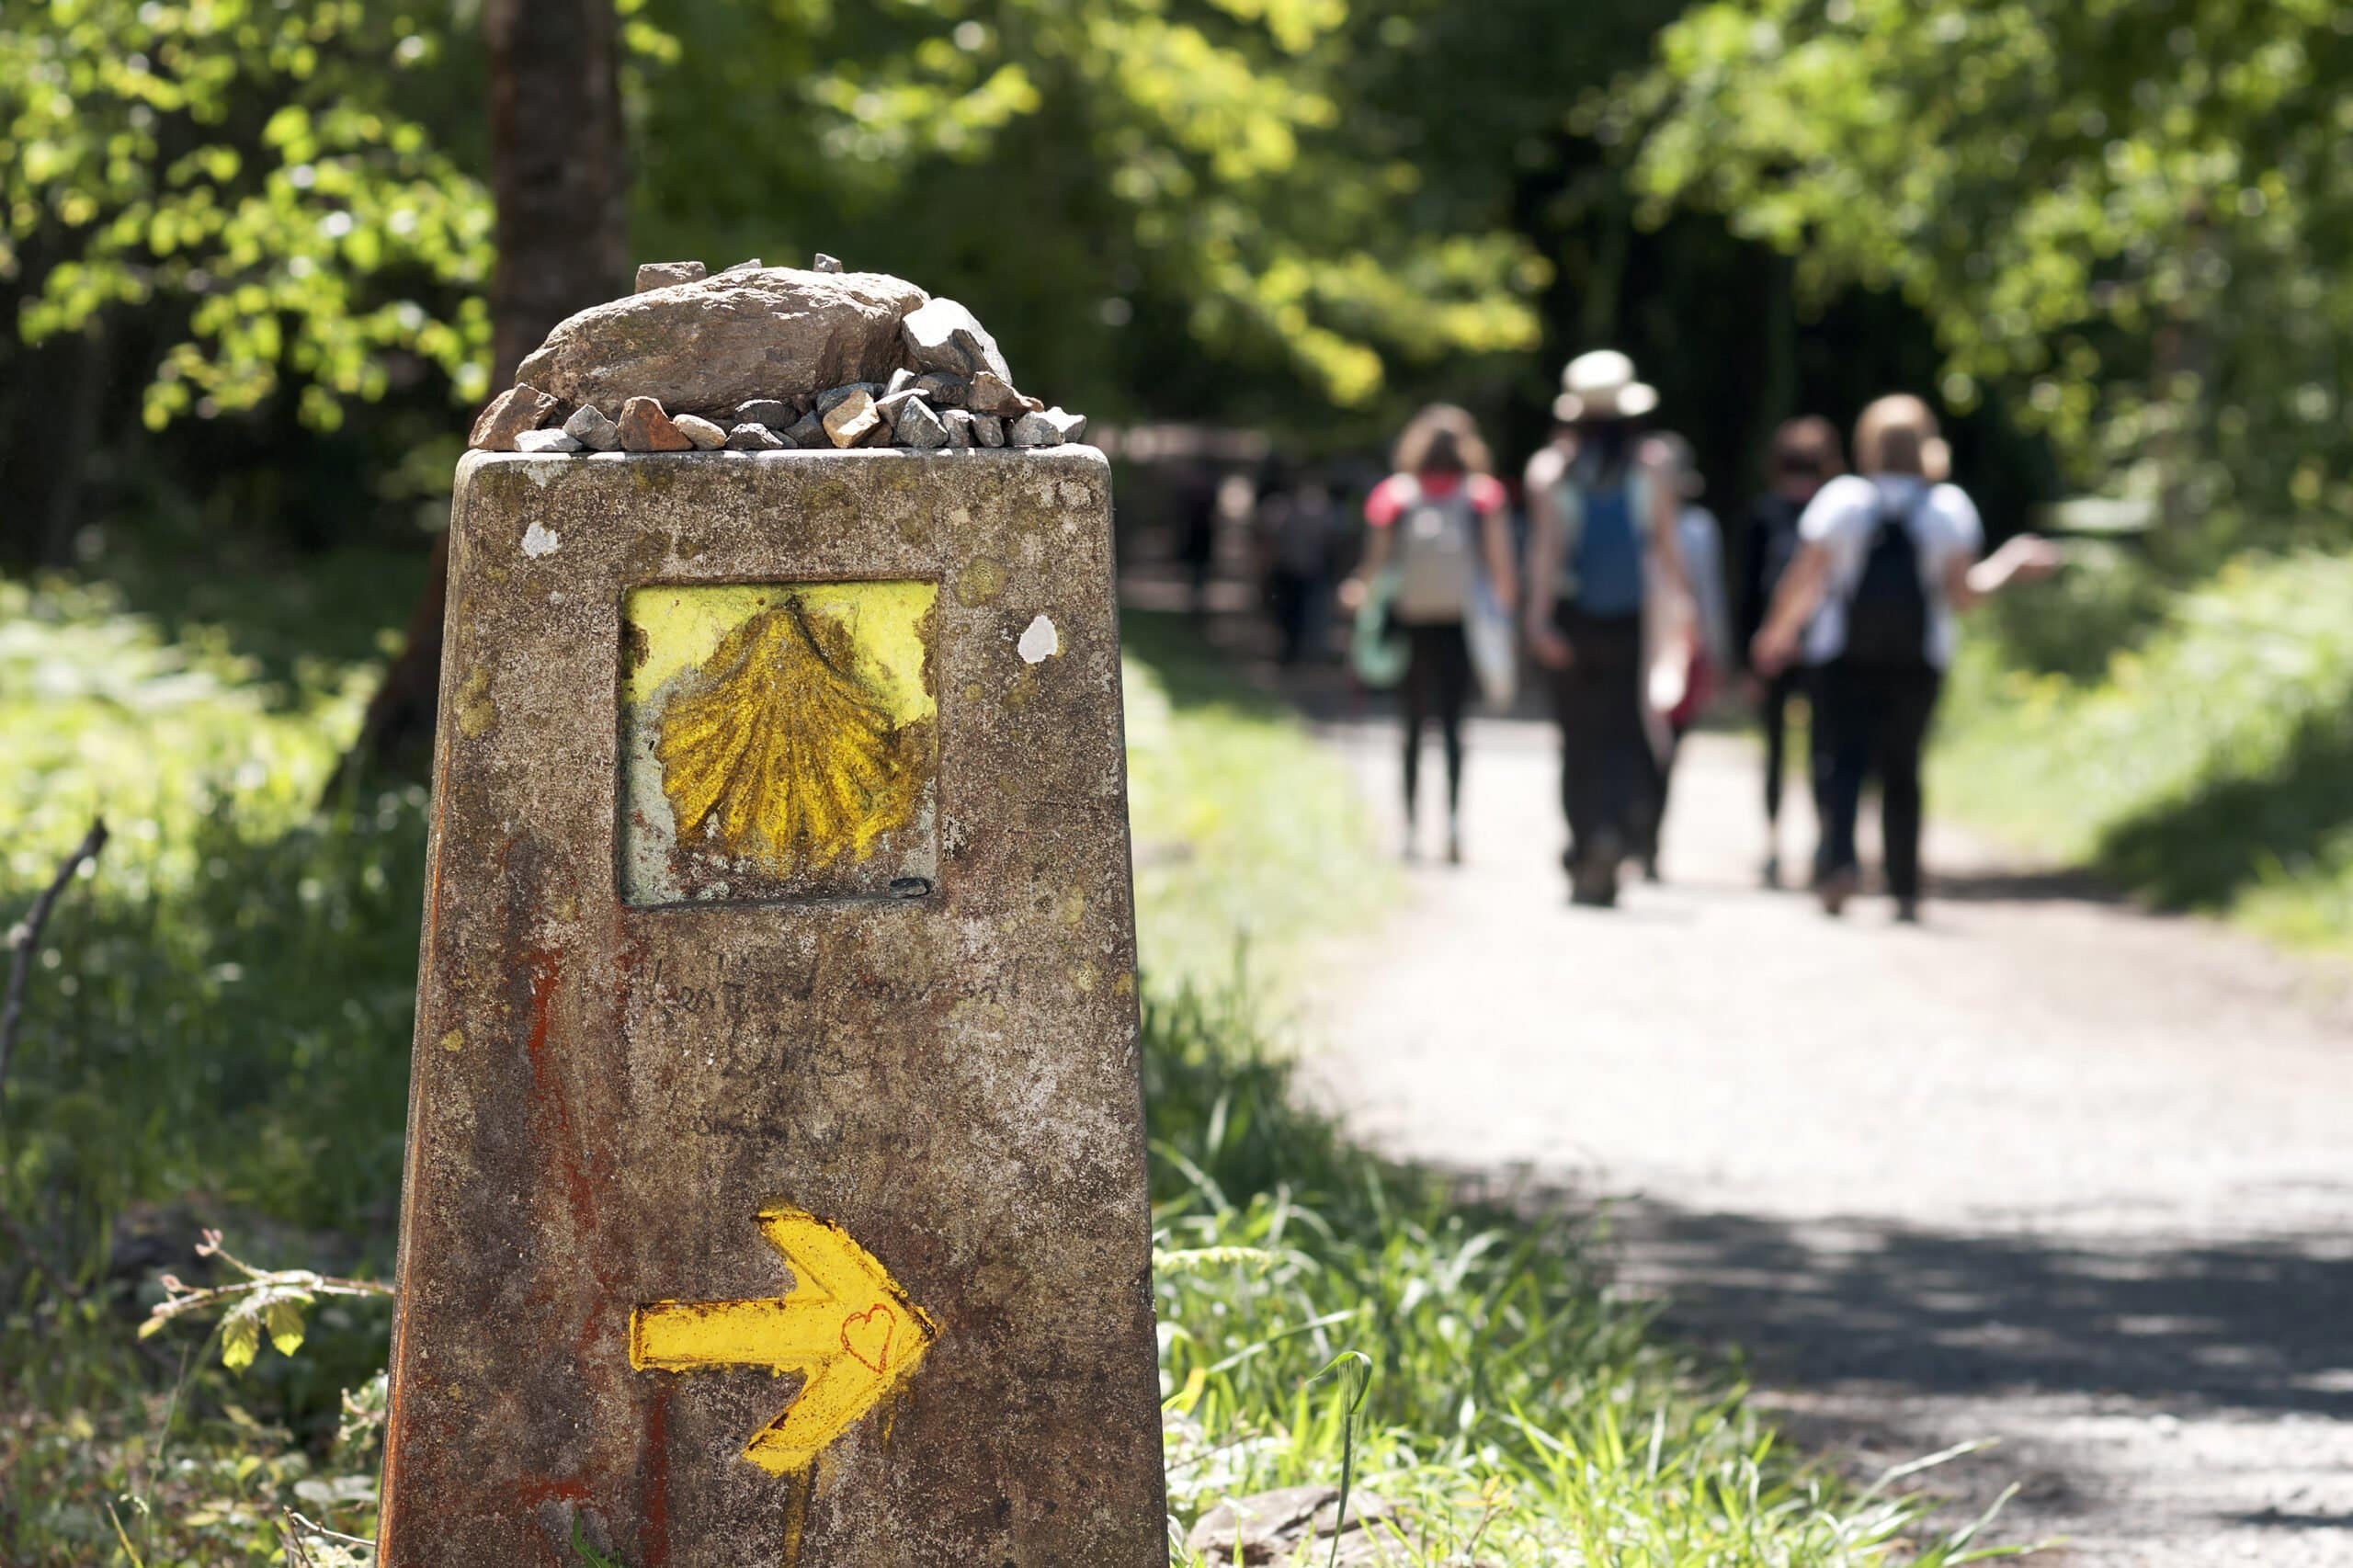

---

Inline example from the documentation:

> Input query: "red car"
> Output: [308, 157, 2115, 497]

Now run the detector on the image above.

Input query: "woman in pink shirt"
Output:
[1348, 404, 1518, 863]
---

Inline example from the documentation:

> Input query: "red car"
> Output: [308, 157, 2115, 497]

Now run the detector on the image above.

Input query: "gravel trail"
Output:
[1302, 714, 2353, 1565]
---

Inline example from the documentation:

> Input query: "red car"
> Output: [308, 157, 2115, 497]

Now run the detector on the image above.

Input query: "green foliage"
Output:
[630, 0, 1549, 423]
[1937, 545, 2353, 945]
[2, 0, 494, 428]
[1121, 611, 1398, 994]
[1622, 0, 2353, 525]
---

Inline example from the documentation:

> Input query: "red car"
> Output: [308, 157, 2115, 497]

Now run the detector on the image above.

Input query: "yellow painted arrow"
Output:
[630, 1205, 937, 1475]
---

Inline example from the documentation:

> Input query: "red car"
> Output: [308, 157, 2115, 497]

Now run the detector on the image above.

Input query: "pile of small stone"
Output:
[469, 255, 1088, 459]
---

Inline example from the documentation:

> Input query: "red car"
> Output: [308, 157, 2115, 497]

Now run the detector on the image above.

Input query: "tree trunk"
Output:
[335, 0, 630, 793]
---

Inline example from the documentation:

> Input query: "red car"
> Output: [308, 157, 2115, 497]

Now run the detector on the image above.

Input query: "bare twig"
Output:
[143, 1228, 394, 1339]
[286, 1509, 376, 1548]
[0, 816, 108, 1097]
[278, 1508, 322, 1568]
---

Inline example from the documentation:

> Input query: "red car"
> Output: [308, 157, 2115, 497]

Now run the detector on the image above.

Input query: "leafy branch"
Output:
[141, 1229, 393, 1370]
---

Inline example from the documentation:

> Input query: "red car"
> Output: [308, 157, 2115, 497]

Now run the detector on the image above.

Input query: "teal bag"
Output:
[1349, 570, 1409, 688]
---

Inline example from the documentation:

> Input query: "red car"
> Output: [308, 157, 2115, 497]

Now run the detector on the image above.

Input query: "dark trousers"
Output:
[1758, 667, 1803, 831]
[1811, 659, 1943, 901]
[1549, 608, 1654, 861]
[1267, 567, 1324, 665]
[1402, 621, 1472, 819]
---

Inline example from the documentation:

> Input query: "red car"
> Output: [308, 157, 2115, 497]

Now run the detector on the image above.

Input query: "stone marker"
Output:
[379, 447, 1165, 1565]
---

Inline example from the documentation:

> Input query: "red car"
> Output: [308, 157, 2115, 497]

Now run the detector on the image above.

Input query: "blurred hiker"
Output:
[1346, 404, 1518, 863]
[1175, 462, 1221, 618]
[1641, 432, 1731, 880]
[1256, 469, 1343, 665]
[1738, 416, 1844, 887]
[1525, 352, 1698, 906]
[1752, 394, 2061, 921]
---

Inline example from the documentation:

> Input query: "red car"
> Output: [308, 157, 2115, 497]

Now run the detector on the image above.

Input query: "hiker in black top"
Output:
[1752, 395, 2061, 922]
[1737, 416, 1844, 888]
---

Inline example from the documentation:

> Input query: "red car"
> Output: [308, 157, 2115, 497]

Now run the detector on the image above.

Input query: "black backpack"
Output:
[1842, 494, 1930, 668]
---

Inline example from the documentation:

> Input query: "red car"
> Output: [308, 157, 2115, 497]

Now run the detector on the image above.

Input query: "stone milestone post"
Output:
[377, 262, 1165, 1565]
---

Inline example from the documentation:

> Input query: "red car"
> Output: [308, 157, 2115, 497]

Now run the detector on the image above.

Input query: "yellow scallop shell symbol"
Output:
[652, 597, 927, 875]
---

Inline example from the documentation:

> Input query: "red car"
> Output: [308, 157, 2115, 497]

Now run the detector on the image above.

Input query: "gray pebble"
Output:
[517, 426, 583, 454]
[965, 370, 1031, 417]
[563, 403, 621, 451]
[915, 371, 968, 408]
[973, 414, 1006, 448]
[725, 423, 786, 450]
[885, 367, 918, 399]
[634, 260, 707, 292]
[674, 414, 729, 449]
[1010, 406, 1087, 447]
[733, 399, 793, 429]
[894, 396, 950, 450]
[943, 408, 977, 449]
[782, 410, 827, 449]
[813, 253, 843, 273]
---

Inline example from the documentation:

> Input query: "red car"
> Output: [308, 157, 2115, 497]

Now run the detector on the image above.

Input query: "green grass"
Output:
[2, 568, 2012, 1564]
[1934, 545, 2353, 949]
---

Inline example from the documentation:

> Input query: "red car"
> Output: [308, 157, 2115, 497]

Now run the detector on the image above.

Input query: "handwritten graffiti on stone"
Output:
[620, 581, 938, 905]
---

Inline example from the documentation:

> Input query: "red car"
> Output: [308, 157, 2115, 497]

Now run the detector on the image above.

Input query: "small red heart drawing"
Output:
[840, 1304, 895, 1373]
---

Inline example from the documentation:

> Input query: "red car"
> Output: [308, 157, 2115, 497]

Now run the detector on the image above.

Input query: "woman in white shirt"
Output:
[1752, 395, 2059, 921]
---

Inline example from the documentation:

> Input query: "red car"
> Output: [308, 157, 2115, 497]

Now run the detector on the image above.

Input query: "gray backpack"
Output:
[1390, 483, 1477, 623]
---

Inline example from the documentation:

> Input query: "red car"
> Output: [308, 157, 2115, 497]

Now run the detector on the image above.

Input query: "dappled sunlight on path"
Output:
[1304, 720, 2353, 1566]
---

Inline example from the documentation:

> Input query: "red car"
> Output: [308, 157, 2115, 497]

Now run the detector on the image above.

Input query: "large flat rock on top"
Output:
[517, 268, 930, 418]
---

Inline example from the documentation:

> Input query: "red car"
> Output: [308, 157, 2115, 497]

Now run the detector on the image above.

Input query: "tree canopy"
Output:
[1623, 0, 2353, 531]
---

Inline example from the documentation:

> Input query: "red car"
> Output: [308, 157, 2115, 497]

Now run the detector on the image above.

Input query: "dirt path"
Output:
[1302, 714, 2353, 1565]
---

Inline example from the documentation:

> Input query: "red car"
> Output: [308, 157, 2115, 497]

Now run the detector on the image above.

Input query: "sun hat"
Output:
[1554, 349, 1658, 423]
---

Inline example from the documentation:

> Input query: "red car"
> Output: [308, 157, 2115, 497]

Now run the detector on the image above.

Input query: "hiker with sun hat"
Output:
[1522, 350, 1698, 907]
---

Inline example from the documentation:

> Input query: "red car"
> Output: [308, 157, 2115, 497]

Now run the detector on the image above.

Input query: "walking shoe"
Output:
[1572, 831, 1623, 908]
[1816, 866, 1859, 916]
[1761, 853, 1781, 890]
[1893, 897, 1922, 925]
[1446, 817, 1463, 866]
